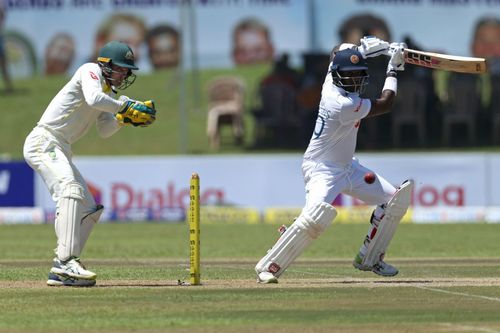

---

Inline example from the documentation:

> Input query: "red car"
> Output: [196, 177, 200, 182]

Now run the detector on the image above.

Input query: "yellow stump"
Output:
[189, 173, 201, 285]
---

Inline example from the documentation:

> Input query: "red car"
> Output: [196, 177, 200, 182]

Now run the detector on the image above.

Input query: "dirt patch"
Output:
[2, 258, 500, 289]
[2, 277, 500, 290]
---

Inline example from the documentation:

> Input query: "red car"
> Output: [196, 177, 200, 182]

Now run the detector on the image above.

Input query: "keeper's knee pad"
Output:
[55, 182, 87, 260]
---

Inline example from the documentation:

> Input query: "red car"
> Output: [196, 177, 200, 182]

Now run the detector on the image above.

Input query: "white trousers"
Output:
[301, 157, 396, 210]
[23, 126, 97, 259]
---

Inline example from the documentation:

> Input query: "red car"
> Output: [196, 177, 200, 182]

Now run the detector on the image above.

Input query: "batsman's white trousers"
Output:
[302, 157, 396, 209]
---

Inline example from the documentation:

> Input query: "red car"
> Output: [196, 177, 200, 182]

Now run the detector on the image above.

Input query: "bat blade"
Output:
[404, 48, 487, 74]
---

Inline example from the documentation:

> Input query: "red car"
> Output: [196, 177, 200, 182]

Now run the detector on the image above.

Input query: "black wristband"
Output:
[387, 70, 397, 78]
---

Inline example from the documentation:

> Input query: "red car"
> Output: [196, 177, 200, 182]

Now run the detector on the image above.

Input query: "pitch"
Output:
[0, 223, 499, 332]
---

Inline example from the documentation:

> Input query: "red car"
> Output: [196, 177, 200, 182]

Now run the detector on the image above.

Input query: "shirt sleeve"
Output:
[338, 95, 371, 124]
[96, 111, 121, 138]
[80, 64, 124, 114]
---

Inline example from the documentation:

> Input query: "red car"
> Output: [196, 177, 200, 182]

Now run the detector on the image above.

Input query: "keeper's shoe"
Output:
[50, 256, 97, 280]
[47, 272, 96, 287]
[257, 271, 278, 284]
[352, 254, 399, 277]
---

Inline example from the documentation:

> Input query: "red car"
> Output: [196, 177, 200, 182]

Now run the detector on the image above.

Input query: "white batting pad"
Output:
[55, 183, 86, 261]
[363, 179, 414, 267]
[79, 205, 104, 253]
[255, 202, 337, 278]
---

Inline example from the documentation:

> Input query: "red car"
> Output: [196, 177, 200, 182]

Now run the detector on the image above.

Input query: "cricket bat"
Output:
[404, 48, 487, 74]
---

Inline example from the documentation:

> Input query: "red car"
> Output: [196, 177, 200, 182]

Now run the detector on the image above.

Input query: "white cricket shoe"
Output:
[257, 271, 278, 284]
[47, 272, 96, 287]
[372, 261, 399, 277]
[353, 254, 399, 277]
[50, 257, 97, 280]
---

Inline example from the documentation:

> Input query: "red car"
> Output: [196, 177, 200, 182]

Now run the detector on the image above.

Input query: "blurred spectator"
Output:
[260, 53, 299, 89]
[296, 53, 330, 145]
[253, 54, 303, 147]
[44, 33, 75, 76]
[91, 13, 146, 64]
[471, 17, 500, 61]
[232, 17, 274, 66]
[401, 36, 439, 146]
[0, 0, 13, 92]
[470, 17, 500, 144]
[146, 24, 180, 69]
[337, 13, 392, 148]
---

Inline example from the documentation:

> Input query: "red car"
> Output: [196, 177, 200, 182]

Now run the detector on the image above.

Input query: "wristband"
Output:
[382, 76, 397, 95]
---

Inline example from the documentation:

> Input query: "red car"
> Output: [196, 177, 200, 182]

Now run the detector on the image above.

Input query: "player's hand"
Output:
[387, 43, 406, 74]
[116, 99, 156, 127]
[358, 36, 390, 58]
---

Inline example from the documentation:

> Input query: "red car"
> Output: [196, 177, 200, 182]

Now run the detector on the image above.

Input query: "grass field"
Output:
[1, 222, 499, 333]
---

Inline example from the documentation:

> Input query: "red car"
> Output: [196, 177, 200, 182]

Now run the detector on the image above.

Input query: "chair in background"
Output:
[441, 73, 481, 146]
[391, 78, 427, 147]
[206, 76, 245, 150]
[252, 81, 300, 147]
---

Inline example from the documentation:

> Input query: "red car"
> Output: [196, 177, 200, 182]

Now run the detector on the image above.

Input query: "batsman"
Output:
[255, 37, 413, 284]
[23, 41, 157, 287]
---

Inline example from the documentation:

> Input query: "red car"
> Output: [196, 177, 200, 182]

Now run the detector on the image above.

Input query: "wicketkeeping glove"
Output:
[116, 99, 156, 127]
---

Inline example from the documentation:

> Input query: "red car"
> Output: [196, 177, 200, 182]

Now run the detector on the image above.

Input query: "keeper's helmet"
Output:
[97, 41, 138, 90]
[330, 48, 369, 94]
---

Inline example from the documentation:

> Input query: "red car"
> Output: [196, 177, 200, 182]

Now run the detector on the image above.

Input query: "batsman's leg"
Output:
[255, 202, 337, 283]
[353, 179, 414, 276]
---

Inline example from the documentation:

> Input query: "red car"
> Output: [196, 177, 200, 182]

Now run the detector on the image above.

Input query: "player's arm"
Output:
[366, 44, 405, 118]
[96, 111, 121, 138]
[80, 65, 123, 113]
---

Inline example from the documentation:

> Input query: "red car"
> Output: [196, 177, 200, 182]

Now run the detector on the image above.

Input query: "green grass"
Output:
[1, 223, 500, 332]
[1, 65, 271, 159]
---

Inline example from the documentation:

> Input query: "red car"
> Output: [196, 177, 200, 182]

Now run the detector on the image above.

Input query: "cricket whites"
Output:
[189, 173, 201, 285]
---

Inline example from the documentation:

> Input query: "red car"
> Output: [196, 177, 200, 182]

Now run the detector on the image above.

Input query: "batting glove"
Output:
[387, 43, 406, 74]
[358, 36, 390, 58]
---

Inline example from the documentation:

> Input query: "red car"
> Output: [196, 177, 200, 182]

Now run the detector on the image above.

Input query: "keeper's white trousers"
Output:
[23, 126, 98, 260]
[23, 126, 96, 210]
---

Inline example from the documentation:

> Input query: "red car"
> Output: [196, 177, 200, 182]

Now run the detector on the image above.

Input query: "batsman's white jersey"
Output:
[301, 72, 396, 208]
[23, 62, 124, 261]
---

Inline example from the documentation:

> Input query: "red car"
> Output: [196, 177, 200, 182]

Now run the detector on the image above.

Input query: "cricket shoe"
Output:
[50, 256, 97, 280]
[47, 272, 96, 287]
[257, 271, 278, 284]
[352, 254, 399, 277]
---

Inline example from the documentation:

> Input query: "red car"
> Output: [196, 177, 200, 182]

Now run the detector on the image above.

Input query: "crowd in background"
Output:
[246, 14, 500, 150]
[1, 4, 500, 151]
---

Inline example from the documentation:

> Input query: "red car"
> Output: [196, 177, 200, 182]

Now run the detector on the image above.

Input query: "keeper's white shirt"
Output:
[38, 62, 123, 144]
[303, 72, 371, 167]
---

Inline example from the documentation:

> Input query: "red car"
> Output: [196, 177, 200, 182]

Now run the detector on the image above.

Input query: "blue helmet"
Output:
[330, 48, 369, 94]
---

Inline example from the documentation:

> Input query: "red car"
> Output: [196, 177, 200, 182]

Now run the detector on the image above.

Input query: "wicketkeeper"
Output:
[23, 41, 156, 287]
[255, 37, 413, 284]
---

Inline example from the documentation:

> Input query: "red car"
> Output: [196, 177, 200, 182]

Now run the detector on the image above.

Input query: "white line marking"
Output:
[416, 285, 500, 302]
[440, 323, 500, 333]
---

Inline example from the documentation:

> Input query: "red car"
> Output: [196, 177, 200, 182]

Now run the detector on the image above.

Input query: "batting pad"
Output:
[362, 179, 414, 267]
[255, 202, 337, 278]
[79, 205, 104, 253]
[55, 183, 86, 261]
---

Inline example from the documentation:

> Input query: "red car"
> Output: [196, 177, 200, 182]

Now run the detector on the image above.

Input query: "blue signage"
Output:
[0, 161, 34, 207]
